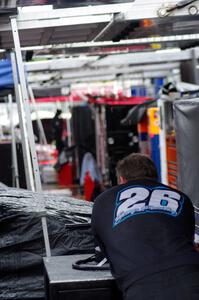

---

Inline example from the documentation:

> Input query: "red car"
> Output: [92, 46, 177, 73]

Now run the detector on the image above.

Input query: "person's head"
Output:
[116, 153, 158, 184]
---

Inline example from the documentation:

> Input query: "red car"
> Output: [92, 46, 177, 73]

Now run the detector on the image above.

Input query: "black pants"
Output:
[124, 265, 199, 300]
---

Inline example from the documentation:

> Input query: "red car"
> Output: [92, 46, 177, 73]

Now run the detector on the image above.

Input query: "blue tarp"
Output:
[0, 60, 14, 89]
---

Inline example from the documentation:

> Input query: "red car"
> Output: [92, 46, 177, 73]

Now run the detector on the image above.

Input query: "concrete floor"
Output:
[42, 183, 85, 200]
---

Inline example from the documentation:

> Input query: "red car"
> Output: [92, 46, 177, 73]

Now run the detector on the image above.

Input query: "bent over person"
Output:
[91, 153, 199, 300]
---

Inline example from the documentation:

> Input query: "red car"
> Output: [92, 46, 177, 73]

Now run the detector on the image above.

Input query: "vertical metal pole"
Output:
[66, 117, 72, 148]
[8, 94, 20, 188]
[67, 97, 73, 148]
[28, 85, 48, 145]
[11, 17, 51, 257]
[158, 99, 168, 185]
[41, 216, 51, 257]
[95, 107, 101, 168]
[101, 105, 109, 183]
[121, 75, 125, 96]
[192, 48, 199, 85]
[10, 52, 35, 190]
[11, 17, 42, 191]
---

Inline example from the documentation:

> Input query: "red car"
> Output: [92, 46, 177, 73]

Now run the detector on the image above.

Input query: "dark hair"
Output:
[116, 153, 158, 182]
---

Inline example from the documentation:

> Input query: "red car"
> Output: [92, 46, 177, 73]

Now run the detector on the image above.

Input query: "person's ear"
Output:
[119, 176, 127, 184]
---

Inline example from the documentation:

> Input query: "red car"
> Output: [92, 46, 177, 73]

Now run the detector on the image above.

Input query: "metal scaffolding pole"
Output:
[8, 93, 20, 188]
[10, 52, 35, 190]
[11, 17, 42, 191]
[158, 99, 168, 185]
[191, 48, 199, 85]
[11, 17, 51, 257]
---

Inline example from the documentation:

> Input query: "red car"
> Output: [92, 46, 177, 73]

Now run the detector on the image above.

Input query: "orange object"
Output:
[84, 171, 95, 201]
[147, 107, 160, 135]
[166, 135, 178, 189]
[140, 19, 154, 27]
[58, 163, 73, 186]
[138, 114, 148, 133]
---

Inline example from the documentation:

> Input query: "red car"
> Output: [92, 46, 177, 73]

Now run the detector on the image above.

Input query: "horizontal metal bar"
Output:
[18, 15, 111, 30]
[92, 49, 192, 67]
[19, 33, 199, 50]
[17, 2, 133, 20]
[25, 56, 99, 71]
[27, 64, 179, 83]
[37, 63, 178, 79]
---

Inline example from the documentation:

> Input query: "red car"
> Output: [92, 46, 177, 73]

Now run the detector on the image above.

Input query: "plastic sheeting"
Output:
[0, 185, 94, 299]
[0, 60, 13, 89]
[120, 100, 156, 127]
[173, 99, 199, 235]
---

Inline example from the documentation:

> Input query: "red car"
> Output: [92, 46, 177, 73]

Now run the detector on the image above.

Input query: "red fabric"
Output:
[58, 163, 73, 186]
[32, 96, 82, 103]
[88, 96, 153, 106]
[84, 171, 95, 201]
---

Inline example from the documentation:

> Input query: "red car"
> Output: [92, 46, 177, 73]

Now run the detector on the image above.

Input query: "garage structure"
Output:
[1, 1, 199, 300]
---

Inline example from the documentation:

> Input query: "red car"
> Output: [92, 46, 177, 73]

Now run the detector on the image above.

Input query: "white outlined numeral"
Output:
[150, 190, 181, 213]
[114, 187, 182, 226]
[116, 187, 149, 221]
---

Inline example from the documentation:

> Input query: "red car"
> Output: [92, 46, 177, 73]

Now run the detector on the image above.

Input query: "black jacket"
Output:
[91, 179, 199, 291]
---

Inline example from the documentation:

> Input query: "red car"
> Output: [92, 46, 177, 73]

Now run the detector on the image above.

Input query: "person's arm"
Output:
[91, 199, 107, 259]
[186, 194, 199, 252]
[91, 200, 101, 248]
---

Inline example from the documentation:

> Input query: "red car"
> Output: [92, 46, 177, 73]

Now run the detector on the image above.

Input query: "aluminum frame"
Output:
[1, 1, 199, 48]
[10, 52, 35, 190]
[11, 17, 51, 258]
[8, 93, 20, 188]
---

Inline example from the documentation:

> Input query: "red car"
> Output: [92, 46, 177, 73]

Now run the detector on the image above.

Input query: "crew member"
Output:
[51, 109, 64, 154]
[91, 153, 199, 300]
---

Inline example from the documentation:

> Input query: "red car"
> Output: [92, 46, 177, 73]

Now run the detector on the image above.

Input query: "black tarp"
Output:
[0, 185, 94, 299]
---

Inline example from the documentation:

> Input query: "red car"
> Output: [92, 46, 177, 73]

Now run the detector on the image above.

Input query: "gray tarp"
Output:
[173, 99, 199, 235]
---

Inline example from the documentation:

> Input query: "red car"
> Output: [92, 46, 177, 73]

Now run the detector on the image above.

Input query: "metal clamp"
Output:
[157, 0, 197, 17]
[188, 5, 198, 14]
[157, 6, 172, 17]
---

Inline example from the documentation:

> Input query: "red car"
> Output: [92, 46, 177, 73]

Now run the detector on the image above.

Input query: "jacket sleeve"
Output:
[91, 199, 101, 247]
[91, 199, 107, 258]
